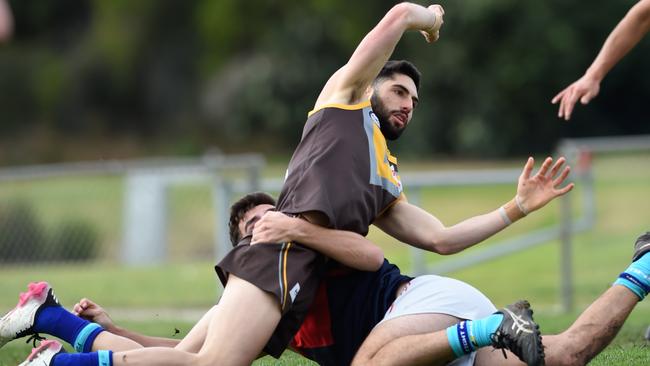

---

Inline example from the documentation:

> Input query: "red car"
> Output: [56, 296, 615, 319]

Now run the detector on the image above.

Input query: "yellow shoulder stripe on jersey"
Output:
[371, 123, 402, 190]
[308, 100, 371, 117]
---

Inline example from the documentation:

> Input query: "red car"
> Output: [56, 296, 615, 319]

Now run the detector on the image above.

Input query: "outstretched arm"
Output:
[552, 0, 650, 120]
[0, 0, 13, 42]
[374, 157, 574, 254]
[73, 299, 181, 348]
[251, 211, 385, 271]
[315, 3, 444, 107]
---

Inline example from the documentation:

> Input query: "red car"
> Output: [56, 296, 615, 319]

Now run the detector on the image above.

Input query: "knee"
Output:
[351, 352, 373, 366]
[351, 357, 368, 366]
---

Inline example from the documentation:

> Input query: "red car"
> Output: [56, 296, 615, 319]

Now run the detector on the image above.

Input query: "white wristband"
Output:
[499, 206, 512, 226]
[515, 195, 528, 216]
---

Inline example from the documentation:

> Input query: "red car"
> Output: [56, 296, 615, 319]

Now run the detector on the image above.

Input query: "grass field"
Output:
[1, 152, 649, 364]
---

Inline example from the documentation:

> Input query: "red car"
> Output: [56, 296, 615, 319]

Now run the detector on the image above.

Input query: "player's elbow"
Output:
[384, 3, 412, 29]
[425, 232, 459, 255]
[368, 246, 385, 271]
[357, 246, 385, 271]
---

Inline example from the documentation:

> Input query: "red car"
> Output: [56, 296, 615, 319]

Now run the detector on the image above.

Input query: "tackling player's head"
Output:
[370, 60, 421, 140]
[228, 192, 276, 246]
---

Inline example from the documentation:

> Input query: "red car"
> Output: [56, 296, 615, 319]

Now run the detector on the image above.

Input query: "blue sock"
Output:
[614, 253, 650, 300]
[52, 350, 113, 366]
[34, 306, 104, 352]
[445, 314, 503, 357]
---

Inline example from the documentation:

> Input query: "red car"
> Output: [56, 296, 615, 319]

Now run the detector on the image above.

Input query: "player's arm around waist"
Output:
[373, 199, 510, 255]
[251, 211, 384, 271]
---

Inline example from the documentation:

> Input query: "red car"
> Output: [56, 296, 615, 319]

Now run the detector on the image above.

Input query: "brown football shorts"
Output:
[215, 236, 326, 358]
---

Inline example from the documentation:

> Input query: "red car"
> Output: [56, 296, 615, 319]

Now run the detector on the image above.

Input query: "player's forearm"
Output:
[291, 218, 384, 271]
[426, 195, 533, 253]
[0, 0, 13, 41]
[109, 325, 181, 348]
[585, 0, 650, 82]
[432, 211, 510, 254]
[347, 4, 419, 72]
[377, 199, 525, 255]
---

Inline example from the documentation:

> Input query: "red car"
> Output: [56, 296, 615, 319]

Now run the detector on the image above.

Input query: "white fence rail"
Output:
[2, 135, 649, 312]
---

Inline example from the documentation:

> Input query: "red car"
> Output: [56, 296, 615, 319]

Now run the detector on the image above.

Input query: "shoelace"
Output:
[25, 333, 45, 347]
[491, 332, 509, 360]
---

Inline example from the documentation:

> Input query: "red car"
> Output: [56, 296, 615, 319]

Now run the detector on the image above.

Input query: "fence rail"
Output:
[2, 135, 649, 312]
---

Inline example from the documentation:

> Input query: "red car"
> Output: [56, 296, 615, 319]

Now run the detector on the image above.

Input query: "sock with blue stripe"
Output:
[445, 314, 504, 357]
[614, 252, 650, 300]
[52, 350, 113, 366]
[34, 307, 104, 352]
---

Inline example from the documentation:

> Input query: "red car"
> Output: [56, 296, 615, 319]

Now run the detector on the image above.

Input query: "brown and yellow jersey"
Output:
[277, 100, 404, 236]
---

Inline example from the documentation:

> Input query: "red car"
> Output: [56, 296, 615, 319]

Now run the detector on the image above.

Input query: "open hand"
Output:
[516, 156, 574, 213]
[551, 76, 600, 121]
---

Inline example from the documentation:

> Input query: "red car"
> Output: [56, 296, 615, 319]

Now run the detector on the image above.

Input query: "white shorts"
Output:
[378, 275, 497, 366]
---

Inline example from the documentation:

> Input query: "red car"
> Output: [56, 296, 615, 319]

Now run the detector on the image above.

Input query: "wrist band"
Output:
[515, 195, 528, 216]
[499, 206, 512, 226]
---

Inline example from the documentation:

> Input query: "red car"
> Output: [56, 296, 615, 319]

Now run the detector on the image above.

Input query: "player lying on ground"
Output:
[0, 190, 534, 366]
[2, 193, 649, 365]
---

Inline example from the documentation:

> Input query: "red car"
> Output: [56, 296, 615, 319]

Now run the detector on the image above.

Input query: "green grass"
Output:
[1, 152, 649, 364]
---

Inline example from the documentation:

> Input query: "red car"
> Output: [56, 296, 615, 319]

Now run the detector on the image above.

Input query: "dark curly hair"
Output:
[372, 60, 421, 91]
[228, 192, 276, 246]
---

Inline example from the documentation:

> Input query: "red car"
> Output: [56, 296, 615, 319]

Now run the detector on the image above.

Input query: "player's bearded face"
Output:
[371, 91, 405, 141]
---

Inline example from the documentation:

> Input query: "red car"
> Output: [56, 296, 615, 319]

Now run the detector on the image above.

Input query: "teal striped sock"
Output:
[468, 314, 503, 348]
[445, 314, 504, 357]
[614, 253, 650, 300]
[446, 320, 473, 357]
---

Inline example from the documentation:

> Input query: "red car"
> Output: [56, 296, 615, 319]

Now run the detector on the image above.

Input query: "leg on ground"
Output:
[91, 331, 143, 352]
[351, 313, 461, 366]
[174, 305, 218, 352]
[476, 286, 640, 366]
[110, 275, 282, 366]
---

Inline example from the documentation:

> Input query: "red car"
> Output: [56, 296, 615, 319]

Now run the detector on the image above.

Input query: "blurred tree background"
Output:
[0, 0, 648, 165]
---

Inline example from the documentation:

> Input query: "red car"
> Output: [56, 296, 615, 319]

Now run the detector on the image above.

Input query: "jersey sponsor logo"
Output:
[369, 111, 380, 127]
[388, 161, 402, 192]
[290, 282, 301, 303]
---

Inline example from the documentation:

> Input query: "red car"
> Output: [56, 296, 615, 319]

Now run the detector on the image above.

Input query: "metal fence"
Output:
[0, 154, 263, 265]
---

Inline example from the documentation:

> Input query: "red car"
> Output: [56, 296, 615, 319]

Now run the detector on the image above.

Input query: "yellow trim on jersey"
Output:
[280, 242, 292, 311]
[372, 123, 402, 190]
[307, 100, 371, 117]
[376, 193, 407, 218]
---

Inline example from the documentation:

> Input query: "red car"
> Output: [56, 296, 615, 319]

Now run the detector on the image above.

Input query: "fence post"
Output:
[560, 192, 573, 313]
[213, 177, 232, 261]
[122, 171, 168, 265]
[408, 187, 426, 275]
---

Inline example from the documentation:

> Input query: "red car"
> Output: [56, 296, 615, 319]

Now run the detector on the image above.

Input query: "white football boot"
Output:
[18, 339, 64, 366]
[0, 282, 60, 349]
